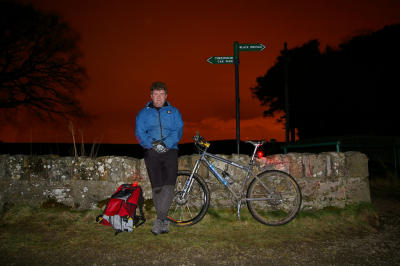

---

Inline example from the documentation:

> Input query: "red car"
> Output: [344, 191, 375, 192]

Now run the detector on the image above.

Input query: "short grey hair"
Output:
[150, 81, 167, 93]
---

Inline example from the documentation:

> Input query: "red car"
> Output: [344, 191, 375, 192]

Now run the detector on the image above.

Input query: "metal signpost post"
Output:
[207, 42, 265, 154]
[284, 42, 290, 144]
[234, 42, 240, 155]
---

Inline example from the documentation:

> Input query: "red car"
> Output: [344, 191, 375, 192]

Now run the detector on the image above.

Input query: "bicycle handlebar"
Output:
[193, 132, 210, 152]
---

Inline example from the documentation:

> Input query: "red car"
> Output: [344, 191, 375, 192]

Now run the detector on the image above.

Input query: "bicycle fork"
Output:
[180, 159, 202, 200]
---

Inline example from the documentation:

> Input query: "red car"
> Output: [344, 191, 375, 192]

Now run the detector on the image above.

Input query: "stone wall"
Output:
[0, 152, 370, 212]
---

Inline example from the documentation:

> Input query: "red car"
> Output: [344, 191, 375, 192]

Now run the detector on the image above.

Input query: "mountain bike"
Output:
[167, 133, 302, 226]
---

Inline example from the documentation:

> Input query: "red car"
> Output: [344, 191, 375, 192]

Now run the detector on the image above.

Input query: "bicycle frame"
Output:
[197, 152, 252, 199]
[181, 142, 269, 219]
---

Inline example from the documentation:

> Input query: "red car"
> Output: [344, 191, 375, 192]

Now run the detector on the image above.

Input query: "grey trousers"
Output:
[144, 149, 178, 220]
[152, 185, 175, 220]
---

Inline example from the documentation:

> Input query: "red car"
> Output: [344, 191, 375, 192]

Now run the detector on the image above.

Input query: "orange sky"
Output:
[1, 0, 400, 144]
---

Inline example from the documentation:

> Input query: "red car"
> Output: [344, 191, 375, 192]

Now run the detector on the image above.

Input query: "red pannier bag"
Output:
[96, 182, 145, 235]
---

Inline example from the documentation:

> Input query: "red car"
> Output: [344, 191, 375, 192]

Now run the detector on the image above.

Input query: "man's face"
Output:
[151, 89, 167, 108]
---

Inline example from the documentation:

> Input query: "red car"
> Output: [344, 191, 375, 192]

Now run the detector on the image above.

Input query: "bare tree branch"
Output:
[0, 0, 88, 121]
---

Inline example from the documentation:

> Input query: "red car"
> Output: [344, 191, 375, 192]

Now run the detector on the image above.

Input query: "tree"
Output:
[0, 0, 88, 121]
[251, 24, 400, 139]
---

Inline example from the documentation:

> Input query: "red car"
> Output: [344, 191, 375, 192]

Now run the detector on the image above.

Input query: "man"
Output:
[135, 81, 184, 235]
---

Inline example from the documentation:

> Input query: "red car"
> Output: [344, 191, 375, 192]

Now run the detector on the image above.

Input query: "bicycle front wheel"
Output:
[168, 170, 210, 226]
[247, 170, 302, 226]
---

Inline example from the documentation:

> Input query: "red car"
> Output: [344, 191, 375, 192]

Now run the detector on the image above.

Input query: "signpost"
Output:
[208, 42, 266, 154]
[239, 43, 266, 51]
[207, 56, 234, 64]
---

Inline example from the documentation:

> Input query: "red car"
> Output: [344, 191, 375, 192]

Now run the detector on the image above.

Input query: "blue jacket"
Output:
[135, 101, 184, 150]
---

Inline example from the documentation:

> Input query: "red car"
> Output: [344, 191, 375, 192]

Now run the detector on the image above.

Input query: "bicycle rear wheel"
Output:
[168, 170, 210, 226]
[247, 170, 302, 226]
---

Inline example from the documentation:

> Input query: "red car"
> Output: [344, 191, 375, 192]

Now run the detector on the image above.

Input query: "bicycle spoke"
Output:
[247, 170, 302, 226]
[185, 203, 194, 219]
[168, 171, 210, 226]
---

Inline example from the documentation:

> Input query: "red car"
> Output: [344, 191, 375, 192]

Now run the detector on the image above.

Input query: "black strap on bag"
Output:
[133, 188, 146, 228]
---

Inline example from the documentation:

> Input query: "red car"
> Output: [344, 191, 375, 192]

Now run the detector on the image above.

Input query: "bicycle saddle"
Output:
[245, 140, 266, 146]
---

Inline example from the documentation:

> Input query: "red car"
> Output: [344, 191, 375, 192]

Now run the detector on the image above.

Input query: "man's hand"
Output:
[152, 140, 168, 153]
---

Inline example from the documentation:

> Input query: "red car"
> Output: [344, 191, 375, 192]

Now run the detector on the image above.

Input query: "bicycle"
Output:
[167, 133, 302, 226]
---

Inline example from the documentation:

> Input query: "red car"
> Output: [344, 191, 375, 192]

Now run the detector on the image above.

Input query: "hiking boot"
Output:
[151, 219, 163, 235]
[161, 219, 170, 234]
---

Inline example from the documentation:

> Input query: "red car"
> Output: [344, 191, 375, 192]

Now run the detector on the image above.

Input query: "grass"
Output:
[3, 174, 398, 265]
[0, 201, 380, 265]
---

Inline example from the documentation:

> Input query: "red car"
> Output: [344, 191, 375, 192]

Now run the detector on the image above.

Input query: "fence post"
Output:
[336, 141, 341, 152]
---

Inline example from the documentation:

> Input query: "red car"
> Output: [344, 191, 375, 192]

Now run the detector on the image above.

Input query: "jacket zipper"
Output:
[157, 109, 163, 139]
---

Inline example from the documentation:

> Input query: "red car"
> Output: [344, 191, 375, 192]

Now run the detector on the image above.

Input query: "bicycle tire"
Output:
[246, 170, 302, 226]
[168, 170, 210, 226]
